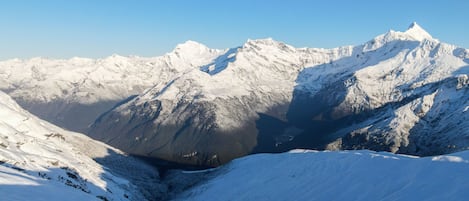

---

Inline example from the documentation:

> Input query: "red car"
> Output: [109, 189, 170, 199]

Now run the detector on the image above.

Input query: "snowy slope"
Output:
[0, 91, 163, 200]
[0, 41, 225, 132]
[177, 150, 469, 201]
[89, 22, 469, 166]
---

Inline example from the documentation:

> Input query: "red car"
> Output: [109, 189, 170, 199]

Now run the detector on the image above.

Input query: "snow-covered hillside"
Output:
[0, 42, 225, 132]
[88, 22, 469, 166]
[0, 91, 163, 200]
[177, 150, 469, 201]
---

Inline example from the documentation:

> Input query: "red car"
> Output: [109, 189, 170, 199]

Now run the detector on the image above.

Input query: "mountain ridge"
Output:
[0, 23, 468, 167]
[88, 23, 469, 166]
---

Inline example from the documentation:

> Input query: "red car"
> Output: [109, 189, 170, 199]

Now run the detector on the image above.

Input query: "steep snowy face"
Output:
[287, 25, 469, 155]
[405, 22, 434, 41]
[89, 23, 469, 166]
[0, 44, 224, 132]
[326, 74, 469, 155]
[0, 91, 163, 200]
[363, 22, 437, 52]
[177, 150, 469, 201]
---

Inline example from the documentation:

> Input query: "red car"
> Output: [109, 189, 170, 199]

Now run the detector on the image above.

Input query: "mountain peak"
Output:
[170, 40, 214, 58]
[243, 38, 294, 52]
[404, 22, 433, 41]
[102, 54, 130, 64]
[174, 40, 209, 51]
[407, 22, 420, 29]
[246, 38, 281, 46]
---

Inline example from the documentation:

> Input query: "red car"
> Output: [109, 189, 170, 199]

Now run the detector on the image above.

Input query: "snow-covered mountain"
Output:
[289, 23, 469, 155]
[176, 150, 469, 201]
[88, 22, 469, 166]
[1, 22, 467, 167]
[88, 38, 354, 166]
[2, 21, 467, 201]
[0, 91, 163, 200]
[0, 42, 224, 132]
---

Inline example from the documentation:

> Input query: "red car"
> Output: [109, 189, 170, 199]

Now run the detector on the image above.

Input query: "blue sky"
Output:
[0, 0, 468, 59]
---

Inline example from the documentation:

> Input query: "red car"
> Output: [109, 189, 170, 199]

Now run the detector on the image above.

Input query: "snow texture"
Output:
[178, 150, 469, 201]
[0, 91, 161, 200]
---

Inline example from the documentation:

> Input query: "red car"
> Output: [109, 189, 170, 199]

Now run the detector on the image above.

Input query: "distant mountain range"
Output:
[1, 22, 469, 200]
[1, 22, 468, 167]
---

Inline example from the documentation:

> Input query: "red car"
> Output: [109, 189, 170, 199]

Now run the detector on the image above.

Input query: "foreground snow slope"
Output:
[179, 150, 469, 201]
[0, 91, 162, 201]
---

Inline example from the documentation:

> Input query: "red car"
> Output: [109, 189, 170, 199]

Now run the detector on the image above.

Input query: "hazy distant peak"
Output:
[243, 38, 295, 52]
[174, 40, 210, 52]
[245, 38, 283, 46]
[106, 53, 128, 60]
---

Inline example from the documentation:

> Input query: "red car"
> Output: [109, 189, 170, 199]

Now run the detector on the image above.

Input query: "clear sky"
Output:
[0, 0, 468, 60]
